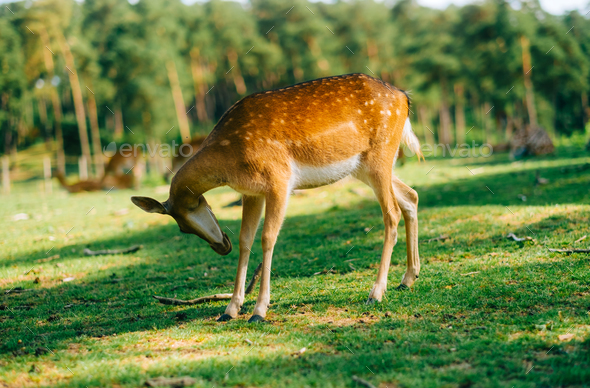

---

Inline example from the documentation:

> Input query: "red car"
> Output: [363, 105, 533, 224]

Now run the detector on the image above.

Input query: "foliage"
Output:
[0, 0, 589, 155]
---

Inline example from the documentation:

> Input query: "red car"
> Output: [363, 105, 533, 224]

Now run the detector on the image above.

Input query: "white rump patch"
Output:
[290, 155, 360, 190]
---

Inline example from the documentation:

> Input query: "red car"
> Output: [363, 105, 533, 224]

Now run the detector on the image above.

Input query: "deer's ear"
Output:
[131, 196, 167, 214]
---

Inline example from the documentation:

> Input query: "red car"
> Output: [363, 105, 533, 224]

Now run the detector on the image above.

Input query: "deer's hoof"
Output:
[366, 297, 380, 305]
[396, 284, 409, 291]
[217, 314, 233, 322]
[248, 314, 265, 323]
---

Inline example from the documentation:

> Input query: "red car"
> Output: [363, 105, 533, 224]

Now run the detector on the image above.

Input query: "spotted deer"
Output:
[131, 73, 422, 322]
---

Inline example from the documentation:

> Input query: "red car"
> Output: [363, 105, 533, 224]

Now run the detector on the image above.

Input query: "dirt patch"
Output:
[299, 307, 382, 327]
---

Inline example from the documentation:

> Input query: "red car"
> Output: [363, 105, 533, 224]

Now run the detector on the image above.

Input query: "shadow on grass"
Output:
[1, 155, 589, 387]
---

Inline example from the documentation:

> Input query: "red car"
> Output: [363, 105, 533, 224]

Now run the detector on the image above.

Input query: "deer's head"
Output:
[131, 195, 232, 255]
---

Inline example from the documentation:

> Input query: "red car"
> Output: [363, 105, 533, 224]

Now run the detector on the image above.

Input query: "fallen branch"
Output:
[145, 376, 197, 387]
[36, 254, 60, 263]
[245, 263, 263, 294]
[153, 262, 263, 306]
[153, 294, 233, 305]
[548, 248, 590, 254]
[574, 235, 587, 244]
[506, 233, 534, 242]
[4, 287, 31, 294]
[83, 245, 142, 256]
[461, 271, 480, 276]
[351, 375, 377, 388]
[422, 234, 449, 243]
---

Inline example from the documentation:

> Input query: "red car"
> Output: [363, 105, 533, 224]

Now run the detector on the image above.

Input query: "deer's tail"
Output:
[401, 117, 423, 161]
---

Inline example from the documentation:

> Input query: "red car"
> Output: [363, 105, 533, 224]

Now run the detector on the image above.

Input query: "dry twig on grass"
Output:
[144, 376, 197, 387]
[153, 294, 233, 305]
[35, 254, 60, 263]
[422, 234, 449, 243]
[351, 375, 377, 388]
[153, 263, 263, 305]
[548, 248, 590, 254]
[83, 245, 142, 256]
[506, 233, 535, 242]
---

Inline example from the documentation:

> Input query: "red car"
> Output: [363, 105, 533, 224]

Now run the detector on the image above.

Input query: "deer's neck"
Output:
[170, 149, 225, 199]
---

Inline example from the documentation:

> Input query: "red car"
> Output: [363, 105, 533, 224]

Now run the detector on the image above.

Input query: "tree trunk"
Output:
[58, 32, 92, 165]
[50, 90, 65, 174]
[190, 48, 210, 123]
[114, 105, 124, 139]
[505, 114, 514, 141]
[166, 60, 191, 143]
[495, 114, 502, 145]
[582, 91, 589, 127]
[227, 49, 247, 95]
[454, 83, 466, 145]
[2, 93, 12, 155]
[39, 26, 65, 174]
[520, 35, 538, 129]
[439, 77, 453, 146]
[418, 105, 435, 145]
[38, 95, 52, 150]
[86, 90, 104, 177]
[482, 103, 493, 145]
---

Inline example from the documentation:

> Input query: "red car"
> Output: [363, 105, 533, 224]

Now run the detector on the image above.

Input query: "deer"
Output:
[102, 149, 144, 190]
[164, 135, 208, 182]
[55, 150, 143, 193]
[131, 73, 422, 323]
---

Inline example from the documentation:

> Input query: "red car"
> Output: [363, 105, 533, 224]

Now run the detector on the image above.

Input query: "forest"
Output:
[0, 0, 589, 175]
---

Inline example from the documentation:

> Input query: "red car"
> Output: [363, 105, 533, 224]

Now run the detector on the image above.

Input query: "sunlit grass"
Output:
[1, 149, 589, 387]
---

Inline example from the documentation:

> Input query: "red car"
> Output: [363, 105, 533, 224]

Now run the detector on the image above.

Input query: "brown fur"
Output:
[166, 135, 208, 181]
[133, 74, 421, 322]
[55, 172, 102, 193]
[55, 151, 142, 193]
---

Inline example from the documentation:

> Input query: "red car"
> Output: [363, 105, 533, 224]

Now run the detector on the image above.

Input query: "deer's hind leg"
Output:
[354, 163, 402, 303]
[392, 175, 420, 289]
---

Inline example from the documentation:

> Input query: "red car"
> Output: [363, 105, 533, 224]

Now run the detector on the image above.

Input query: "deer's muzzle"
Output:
[210, 232, 232, 256]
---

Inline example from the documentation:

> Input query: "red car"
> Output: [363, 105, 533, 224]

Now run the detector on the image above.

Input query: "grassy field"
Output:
[1, 145, 589, 387]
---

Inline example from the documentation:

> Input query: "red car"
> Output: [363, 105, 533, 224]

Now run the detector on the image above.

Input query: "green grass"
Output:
[1, 147, 590, 387]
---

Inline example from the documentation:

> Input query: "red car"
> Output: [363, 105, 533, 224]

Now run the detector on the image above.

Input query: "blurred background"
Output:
[0, 0, 589, 190]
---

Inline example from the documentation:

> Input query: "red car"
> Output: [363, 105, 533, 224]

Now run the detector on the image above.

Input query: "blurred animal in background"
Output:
[165, 135, 207, 182]
[511, 125, 554, 159]
[54, 150, 144, 193]
[54, 172, 103, 193]
[102, 149, 144, 190]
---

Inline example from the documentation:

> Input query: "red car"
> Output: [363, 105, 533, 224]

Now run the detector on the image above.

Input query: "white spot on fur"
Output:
[387, 110, 392, 116]
[396, 109, 401, 115]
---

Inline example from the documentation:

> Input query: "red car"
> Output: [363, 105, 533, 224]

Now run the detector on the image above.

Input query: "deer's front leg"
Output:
[218, 195, 264, 322]
[249, 189, 289, 323]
